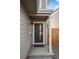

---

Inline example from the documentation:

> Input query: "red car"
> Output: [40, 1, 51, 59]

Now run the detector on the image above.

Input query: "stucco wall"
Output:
[20, 5, 32, 59]
[51, 9, 59, 46]
[51, 9, 59, 28]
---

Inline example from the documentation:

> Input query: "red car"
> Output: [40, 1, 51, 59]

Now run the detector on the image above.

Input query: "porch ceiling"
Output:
[30, 16, 48, 21]
[21, 0, 52, 14]
[21, 0, 37, 14]
[21, 0, 52, 20]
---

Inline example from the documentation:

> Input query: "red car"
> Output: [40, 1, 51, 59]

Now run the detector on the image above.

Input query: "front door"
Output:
[33, 23, 44, 47]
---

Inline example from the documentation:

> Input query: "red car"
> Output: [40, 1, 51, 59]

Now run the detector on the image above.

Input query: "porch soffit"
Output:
[21, 0, 53, 21]
[21, 0, 37, 14]
[21, 0, 53, 14]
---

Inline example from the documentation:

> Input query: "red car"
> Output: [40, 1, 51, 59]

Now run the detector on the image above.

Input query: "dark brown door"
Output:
[34, 23, 43, 47]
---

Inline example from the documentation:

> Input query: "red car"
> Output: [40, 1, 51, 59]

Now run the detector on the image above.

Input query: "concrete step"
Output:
[28, 47, 54, 59]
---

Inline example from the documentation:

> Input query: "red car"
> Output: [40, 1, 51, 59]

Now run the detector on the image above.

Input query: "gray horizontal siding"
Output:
[20, 5, 32, 59]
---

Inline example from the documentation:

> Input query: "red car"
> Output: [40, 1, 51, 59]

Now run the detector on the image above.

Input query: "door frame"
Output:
[33, 22, 45, 45]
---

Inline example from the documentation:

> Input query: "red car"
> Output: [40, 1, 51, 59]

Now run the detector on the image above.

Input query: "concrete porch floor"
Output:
[27, 46, 59, 59]
[28, 47, 54, 56]
[52, 45, 59, 59]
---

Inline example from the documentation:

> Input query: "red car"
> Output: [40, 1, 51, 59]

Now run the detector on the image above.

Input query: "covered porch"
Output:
[29, 14, 53, 52]
[21, 0, 54, 59]
[27, 12, 54, 59]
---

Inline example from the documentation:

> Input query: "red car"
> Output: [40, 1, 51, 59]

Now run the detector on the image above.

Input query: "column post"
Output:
[49, 15, 52, 53]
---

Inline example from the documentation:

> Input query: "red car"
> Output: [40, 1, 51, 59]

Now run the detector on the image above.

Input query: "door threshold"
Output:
[33, 43, 45, 47]
[33, 44, 44, 47]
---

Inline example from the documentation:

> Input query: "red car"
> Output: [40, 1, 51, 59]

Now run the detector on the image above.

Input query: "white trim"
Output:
[46, 0, 47, 9]
[33, 22, 45, 45]
[39, 0, 42, 9]
[33, 24, 34, 44]
[33, 43, 44, 44]
[49, 15, 52, 52]
[39, 0, 48, 9]
[38, 9, 48, 10]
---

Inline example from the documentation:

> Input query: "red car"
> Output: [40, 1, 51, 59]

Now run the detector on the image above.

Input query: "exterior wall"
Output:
[51, 9, 59, 29]
[37, 0, 40, 10]
[51, 28, 59, 46]
[51, 9, 59, 46]
[41, 0, 47, 9]
[37, 0, 48, 10]
[20, 5, 32, 59]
